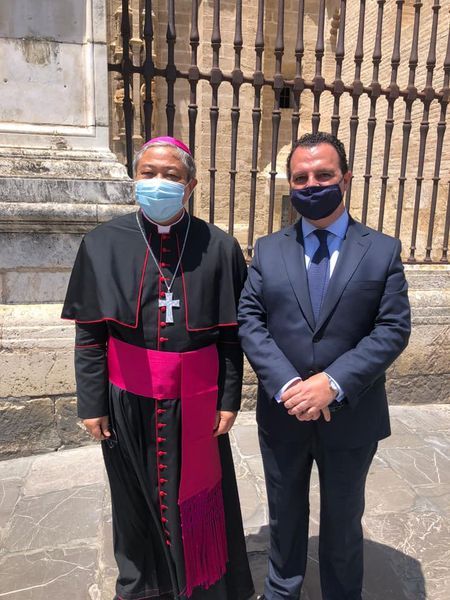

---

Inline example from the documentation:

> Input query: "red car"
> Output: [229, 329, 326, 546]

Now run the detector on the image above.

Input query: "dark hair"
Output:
[286, 132, 349, 180]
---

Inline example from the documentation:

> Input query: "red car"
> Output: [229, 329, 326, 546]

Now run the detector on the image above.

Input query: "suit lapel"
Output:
[315, 219, 371, 331]
[280, 224, 315, 331]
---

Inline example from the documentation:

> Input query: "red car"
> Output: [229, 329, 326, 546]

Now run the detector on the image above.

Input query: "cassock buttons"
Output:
[160, 322, 166, 328]
[160, 306, 166, 313]
[160, 276, 166, 282]
[159, 337, 168, 343]
[160, 291, 165, 298]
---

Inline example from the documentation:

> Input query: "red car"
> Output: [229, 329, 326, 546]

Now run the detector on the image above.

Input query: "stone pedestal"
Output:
[0, 0, 133, 458]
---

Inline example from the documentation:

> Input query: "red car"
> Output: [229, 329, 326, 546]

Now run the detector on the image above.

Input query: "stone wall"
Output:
[107, 0, 450, 260]
[0, 1, 448, 459]
[0, 1, 133, 458]
[0, 266, 448, 459]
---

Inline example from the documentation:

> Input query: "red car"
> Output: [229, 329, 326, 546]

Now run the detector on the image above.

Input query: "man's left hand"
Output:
[281, 373, 335, 421]
[214, 410, 238, 436]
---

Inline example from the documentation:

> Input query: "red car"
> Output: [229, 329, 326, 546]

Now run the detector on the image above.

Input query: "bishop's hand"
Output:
[213, 410, 238, 437]
[82, 416, 111, 441]
[281, 374, 333, 422]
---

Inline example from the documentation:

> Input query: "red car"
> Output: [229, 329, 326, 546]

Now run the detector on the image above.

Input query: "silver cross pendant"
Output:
[158, 292, 180, 324]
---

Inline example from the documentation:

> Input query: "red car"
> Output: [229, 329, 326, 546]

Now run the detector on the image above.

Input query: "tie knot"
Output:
[313, 229, 329, 246]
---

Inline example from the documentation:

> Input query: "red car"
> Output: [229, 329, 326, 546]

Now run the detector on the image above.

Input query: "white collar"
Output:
[142, 210, 186, 234]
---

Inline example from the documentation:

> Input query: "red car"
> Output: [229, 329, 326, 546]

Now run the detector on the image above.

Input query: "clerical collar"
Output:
[142, 209, 186, 233]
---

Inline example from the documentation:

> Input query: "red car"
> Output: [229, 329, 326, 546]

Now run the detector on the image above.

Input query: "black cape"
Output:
[62, 210, 246, 330]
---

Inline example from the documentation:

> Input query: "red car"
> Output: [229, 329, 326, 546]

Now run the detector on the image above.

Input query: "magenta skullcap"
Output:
[142, 136, 192, 156]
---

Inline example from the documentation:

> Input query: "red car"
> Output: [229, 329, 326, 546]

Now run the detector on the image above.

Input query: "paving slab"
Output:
[0, 406, 449, 599]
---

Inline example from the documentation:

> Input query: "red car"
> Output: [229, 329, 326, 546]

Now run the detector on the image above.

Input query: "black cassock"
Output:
[62, 211, 254, 600]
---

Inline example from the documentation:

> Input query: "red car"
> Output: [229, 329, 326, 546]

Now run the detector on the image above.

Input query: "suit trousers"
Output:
[259, 425, 377, 600]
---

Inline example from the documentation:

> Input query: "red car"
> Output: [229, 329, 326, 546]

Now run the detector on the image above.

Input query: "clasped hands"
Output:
[281, 373, 335, 422]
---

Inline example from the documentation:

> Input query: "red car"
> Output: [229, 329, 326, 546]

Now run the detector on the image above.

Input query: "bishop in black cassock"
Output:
[62, 137, 254, 600]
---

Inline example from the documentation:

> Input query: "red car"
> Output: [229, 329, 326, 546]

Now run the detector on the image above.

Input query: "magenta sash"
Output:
[107, 337, 228, 597]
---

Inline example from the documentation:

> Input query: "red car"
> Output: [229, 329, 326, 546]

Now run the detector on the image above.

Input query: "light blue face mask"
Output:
[135, 178, 186, 223]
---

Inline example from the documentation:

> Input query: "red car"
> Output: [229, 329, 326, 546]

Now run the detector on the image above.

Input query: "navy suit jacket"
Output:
[238, 217, 411, 449]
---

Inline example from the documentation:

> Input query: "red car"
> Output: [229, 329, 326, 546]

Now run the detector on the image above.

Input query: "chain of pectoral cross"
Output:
[136, 211, 191, 323]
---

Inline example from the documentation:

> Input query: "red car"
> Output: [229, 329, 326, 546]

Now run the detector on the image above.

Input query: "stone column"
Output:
[0, 0, 134, 457]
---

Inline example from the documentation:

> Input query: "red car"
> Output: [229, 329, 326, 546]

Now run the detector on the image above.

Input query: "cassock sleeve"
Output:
[217, 327, 244, 411]
[74, 322, 109, 419]
[216, 239, 247, 411]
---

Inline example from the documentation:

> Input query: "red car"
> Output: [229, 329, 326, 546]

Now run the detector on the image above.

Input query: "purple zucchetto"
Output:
[142, 136, 192, 156]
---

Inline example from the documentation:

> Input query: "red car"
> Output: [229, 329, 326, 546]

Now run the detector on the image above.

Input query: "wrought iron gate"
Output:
[108, 0, 450, 263]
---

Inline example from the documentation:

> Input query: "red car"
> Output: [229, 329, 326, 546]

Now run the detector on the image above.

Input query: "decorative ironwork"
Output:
[108, 0, 450, 264]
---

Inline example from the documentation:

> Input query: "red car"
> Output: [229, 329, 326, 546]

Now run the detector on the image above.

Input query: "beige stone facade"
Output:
[0, 1, 448, 458]
[108, 0, 450, 261]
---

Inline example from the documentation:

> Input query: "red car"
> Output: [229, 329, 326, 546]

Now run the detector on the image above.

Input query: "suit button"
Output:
[308, 369, 316, 376]
[312, 335, 321, 343]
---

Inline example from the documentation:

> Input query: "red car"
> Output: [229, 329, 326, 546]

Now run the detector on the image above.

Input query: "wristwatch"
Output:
[325, 374, 347, 413]
[325, 373, 339, 399]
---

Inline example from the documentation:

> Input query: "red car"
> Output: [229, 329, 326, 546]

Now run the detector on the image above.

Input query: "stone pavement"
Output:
[1, 406, 449, 600]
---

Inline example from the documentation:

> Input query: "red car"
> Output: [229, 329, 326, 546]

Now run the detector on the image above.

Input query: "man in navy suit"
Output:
[238, 132, 411, 600]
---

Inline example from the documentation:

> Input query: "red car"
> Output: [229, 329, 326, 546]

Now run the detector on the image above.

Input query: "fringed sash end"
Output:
[179, 480, 228, 598]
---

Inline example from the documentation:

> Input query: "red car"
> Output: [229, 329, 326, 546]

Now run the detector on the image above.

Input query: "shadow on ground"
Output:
[246, 526, 426, 599]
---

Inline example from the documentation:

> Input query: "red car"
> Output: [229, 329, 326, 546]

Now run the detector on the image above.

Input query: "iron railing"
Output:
[108, 0, 450, 263]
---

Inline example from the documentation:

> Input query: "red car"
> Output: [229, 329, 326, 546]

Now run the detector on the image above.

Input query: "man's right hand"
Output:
[82, 416, 111, 441]
[282, 379, 332, 422]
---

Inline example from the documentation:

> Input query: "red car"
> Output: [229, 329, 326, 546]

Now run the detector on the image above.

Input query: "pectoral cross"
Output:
[159, 292, 180, 324]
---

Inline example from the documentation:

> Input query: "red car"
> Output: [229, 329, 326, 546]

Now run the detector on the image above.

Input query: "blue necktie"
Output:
[308, 229, 330, 324]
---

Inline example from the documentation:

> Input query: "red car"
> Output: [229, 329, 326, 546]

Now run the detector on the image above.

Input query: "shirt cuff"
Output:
[324, 372, 345, 402]
[275, 377, 302, 403]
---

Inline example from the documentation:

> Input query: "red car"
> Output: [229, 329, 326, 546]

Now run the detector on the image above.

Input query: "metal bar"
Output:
[142, 0, 155, 142]
[247, 0, 265, 257]
[268, 0, 285, 234]
[441, 183, 450, 263]
[394, 0, 422, 237]
[361, 0, 385, 225]
[345, 0, 365, 209]
[120, 0, 134, 177]
[209, 0, 222, 224]
[166, 0, 177, 136]
[409, 0, 440, 262]
[425, 4, 449, 261]
[188, 0, 200, 213]
[291, 0, 305, 144]
[228, 0, 243, 236]
[131, 65, 445, 103]
[331, 1, 346, 138]
[311, 0, 326, 134]
[378, 0, 404, 229]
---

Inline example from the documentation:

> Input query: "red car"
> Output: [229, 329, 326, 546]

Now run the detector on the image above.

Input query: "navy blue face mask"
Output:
[291, 182, 343, 221]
